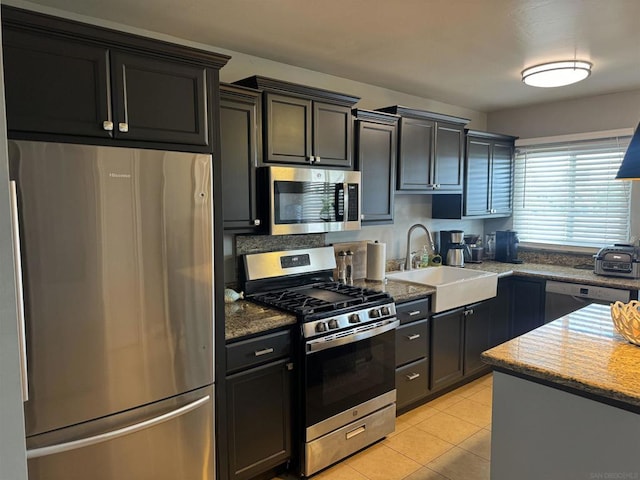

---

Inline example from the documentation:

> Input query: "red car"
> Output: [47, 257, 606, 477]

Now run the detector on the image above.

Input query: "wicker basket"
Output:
[610, 301, 640, 346]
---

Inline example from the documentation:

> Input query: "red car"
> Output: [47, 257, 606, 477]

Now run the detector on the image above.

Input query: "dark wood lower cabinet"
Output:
[488, 277, 512, 347]
[510, 277, 546, 338]
[463, 301, 492, 376]
[430, 308, 465, 392]
[226, 359, 292, 480]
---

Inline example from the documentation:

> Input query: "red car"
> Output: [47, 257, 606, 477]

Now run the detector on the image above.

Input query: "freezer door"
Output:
[26, 385, 214, 480]
[9, 141, 214, 436]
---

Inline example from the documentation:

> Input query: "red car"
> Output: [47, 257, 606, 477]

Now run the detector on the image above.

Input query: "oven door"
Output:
[304, 320, 397, 429]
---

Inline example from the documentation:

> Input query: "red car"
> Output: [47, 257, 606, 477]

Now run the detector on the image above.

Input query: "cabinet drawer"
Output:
[396, 358, 429, 410]
[396, 297, 430, 324]
[396, 319, 429, 367]
[227, 330, 291, 373]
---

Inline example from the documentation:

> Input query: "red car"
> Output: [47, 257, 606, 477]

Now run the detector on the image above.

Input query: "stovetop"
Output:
[249, 281, 392, 319]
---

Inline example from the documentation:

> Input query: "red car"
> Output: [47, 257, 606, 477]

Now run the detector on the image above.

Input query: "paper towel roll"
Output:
[366, 241, 386, 281]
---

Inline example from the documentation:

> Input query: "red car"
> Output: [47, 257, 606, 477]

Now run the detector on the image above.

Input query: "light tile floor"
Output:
[276, 374, 493, 480]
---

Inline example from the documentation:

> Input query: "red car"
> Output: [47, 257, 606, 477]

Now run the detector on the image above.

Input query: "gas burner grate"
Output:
[250, 282, 392, 317]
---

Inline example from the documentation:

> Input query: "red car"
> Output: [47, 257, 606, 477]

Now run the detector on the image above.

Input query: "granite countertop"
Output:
[225, 300, 296, 341]
[482, 303, 640, 410]
[464, 260, 640, 290]
[352, 278, 436, 303]
[225, 261, 640, 341]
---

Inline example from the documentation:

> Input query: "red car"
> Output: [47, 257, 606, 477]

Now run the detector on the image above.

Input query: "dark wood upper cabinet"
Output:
[1, 5, 229, 150]
[2, 28, 112, 139]
[234, 76, 359, 168]
[220, 84, 262, 231]
[377, 106, 468, 193]
[432, 130, 516, 219]
[111, 52, 208, 145]
[353, 109, 399, 224]
[264, 93, 313, 164]
[464, 130, 517, 217]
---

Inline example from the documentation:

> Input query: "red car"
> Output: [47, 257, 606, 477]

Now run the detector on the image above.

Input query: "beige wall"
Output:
[487, 89, 640, 138]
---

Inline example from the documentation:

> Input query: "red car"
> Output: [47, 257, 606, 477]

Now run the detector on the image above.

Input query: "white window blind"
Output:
[513, 135, 632, 248]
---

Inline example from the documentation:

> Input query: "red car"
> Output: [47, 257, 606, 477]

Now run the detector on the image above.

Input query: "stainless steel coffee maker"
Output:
[440, 230, 465, 267]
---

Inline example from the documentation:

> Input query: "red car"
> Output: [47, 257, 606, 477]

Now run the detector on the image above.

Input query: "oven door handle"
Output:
[306, 319, 399, 354]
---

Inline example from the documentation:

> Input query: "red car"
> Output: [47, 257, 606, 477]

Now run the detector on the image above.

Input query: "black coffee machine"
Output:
[495, 230, 523, 264]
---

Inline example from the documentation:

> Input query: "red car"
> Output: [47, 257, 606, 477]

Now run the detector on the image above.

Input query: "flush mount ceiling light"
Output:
[521, 60, 592, 88]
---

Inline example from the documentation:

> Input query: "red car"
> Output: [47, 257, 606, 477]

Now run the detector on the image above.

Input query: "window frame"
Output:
[512, 130, 634, 250]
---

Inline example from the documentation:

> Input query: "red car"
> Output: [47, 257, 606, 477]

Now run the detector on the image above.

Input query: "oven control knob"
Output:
[349, 313, 361, 324]
[380, 306, 391, 316]
[328, 319, 339, 329]
[315, 322, 328, 333]
[369, 308, 381, 318]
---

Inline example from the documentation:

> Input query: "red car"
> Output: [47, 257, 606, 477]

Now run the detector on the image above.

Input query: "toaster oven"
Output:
[594, 244, 640, 279]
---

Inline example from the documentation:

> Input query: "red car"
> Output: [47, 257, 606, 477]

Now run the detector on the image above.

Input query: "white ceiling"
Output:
[13, 0, 640, 112]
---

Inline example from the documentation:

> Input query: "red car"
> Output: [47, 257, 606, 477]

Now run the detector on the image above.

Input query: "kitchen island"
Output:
[482, 303, 640, 480]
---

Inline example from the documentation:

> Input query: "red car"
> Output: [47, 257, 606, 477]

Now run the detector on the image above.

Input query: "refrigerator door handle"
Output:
[9, 181, 28, 402]
[26, 394, 211, 459]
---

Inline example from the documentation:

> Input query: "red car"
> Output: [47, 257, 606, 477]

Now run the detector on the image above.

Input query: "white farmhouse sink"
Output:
[387, 266, 498, 313]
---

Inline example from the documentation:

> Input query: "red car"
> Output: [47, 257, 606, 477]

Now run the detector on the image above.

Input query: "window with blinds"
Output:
[513, 135, 632, 248]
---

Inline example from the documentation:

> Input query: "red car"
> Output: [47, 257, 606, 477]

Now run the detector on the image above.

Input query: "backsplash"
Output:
[236, 233, 326, 255]
[518, 248, 595, 268]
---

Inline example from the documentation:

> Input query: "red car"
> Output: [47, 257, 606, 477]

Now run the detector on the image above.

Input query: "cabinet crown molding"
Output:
[466, 129, 518, 142]
[377, 105, 469, 125]
[1, 5, 231, 69]
[352, 109, 400, 125]
[234, 75, 360, 107]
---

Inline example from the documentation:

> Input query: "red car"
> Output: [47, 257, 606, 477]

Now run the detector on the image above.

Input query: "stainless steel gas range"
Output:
[241, 246, 398, 477]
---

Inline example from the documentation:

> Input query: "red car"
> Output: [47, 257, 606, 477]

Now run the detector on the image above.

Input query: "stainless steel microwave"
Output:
[263, 166, 361, 235]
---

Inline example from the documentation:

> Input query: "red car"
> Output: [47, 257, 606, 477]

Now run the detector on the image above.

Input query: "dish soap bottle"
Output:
[421, 245, 430, 268]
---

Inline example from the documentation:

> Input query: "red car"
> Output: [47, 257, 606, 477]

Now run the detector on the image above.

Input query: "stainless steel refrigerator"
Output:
[8, 140, 215, 480]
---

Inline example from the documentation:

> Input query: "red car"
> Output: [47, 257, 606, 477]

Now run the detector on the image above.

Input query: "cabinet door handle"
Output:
[345, 425, 366, 440]
[307, 156, 315, 164]
[406, 372, 420, 381]
[407, 334, 421, 340]
[118, 122, 129, 133]
[407, 310, 422, 316]
[315, 156, 321, 163]
[434, 184, 441, 189]
[102, 121, 114, 131]
[253, 219, 261, 226]
[254, 347, 274, 357]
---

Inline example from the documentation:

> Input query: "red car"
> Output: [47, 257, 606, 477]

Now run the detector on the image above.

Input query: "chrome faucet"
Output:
[405, 223, 435, 270]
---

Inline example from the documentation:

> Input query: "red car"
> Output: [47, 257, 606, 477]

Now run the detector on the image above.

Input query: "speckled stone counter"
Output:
[482, 303, 640, 410]
[352, 278, 436, 303]
[464, 260, 640, 290]
[225, 260, 640, 341]
[225, 301, 296, 341]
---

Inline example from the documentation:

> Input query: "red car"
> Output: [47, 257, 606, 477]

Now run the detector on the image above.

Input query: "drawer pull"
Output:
[254, 348, 274, 357]
[407, 334, 421, 340]
[407, 310, 422, 316]
[346, 425, 366, 440]
[406, 372, 420, 381]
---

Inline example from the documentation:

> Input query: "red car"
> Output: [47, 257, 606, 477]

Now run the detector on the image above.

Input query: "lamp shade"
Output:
[616, 123, 640, 180]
